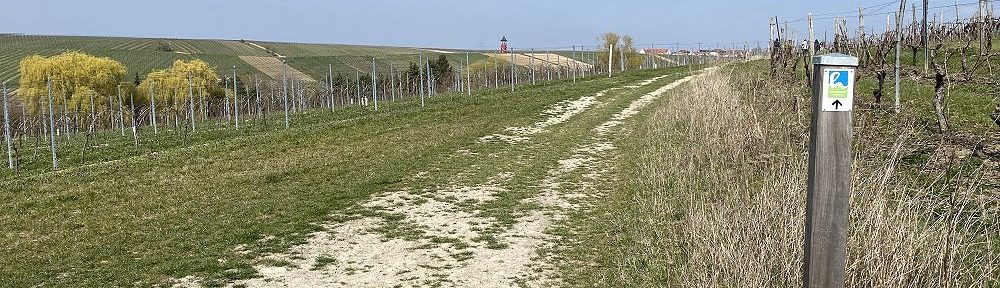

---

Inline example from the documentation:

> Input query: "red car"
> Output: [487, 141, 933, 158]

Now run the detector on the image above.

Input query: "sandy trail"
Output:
[171, 70, 704, 288]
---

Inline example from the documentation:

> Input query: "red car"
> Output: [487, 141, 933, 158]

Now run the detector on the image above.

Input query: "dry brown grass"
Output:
[584, 64, 999, 287]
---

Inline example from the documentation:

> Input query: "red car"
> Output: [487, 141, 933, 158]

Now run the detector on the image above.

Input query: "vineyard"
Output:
[0, 33, 733, 176]
[3, 2, 996, 287]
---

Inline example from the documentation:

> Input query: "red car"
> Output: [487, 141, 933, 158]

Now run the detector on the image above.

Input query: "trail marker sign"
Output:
[804, 53, 857, 288]
[814, 54, 858, 112]
[821, 68, 854, 111]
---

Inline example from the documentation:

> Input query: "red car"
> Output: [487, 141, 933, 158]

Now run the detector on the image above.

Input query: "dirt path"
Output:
[168, 69, 706, 288]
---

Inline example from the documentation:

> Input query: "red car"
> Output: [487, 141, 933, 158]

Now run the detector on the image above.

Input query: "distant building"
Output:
[499, 36, 508, 54]
[638, 48, 671, 55]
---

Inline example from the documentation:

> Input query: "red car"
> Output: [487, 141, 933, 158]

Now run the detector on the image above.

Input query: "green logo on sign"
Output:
[827, 70, 850, 99]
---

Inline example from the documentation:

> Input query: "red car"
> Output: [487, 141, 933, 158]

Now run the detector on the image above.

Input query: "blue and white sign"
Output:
[821, 68, 854, 112]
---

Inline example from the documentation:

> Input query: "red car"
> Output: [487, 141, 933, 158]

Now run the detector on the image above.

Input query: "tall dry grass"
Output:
[616, 65, 998, 287]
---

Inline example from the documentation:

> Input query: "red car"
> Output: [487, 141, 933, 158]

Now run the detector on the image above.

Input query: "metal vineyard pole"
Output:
[329, 63, 335, 111]
[389, 65, 395, 103]
[253, 74, 267, 121]
[372, 58, 378, 111]
[572, 45, 577, 82]
[129, 93, 137, 146]
[150, 81, 158, 134]
[233, 66, 240, 130]
[355, 70, 360, 106]
[546, 52, 551, 81]
[281, 58, 290, 129]
[530, 49, 536, 85]
[466, 52, 471, 96]
[108, 89, 115, 134]
[419, 53, 425, 107]
[188, 74, 196, 132]
[47, 78, 57, 171]
[894, 0, 907, 113]
[922, 0, 929, 74]
[510, 47, 515, 93]
[2, 81, 12, 170]
[224, 77, 231, 124]
[117, 85, 125, 136]
[289, 78, 296, 113]
[493, 53, 499, 88]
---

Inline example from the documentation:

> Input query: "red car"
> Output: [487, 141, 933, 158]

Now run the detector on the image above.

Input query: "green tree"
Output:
[430, 55, 453, 92]
[597, 32, 641, 71]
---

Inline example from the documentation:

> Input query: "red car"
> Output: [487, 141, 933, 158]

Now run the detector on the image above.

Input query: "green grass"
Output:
[0, 65, 683, 287]
[554, 59, 998, 286]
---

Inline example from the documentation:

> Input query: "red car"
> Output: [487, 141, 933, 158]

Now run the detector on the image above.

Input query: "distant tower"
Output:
[499, 36, 508, 54]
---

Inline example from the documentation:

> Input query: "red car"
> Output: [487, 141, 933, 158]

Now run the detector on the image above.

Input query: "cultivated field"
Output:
[0, 34, 489, 84]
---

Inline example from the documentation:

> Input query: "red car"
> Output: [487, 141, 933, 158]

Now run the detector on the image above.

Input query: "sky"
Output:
[0, 0, 991, 51]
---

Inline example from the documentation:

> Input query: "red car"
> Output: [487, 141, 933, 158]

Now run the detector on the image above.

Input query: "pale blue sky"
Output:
[0, 0, 990, 50]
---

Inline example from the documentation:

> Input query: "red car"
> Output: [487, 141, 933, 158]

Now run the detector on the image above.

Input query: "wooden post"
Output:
[804, 53, 857, 288]
[808, 14, 816, 58]
[923, 0, 929, 74]
[808, 13, 816, 85]
[2, 81, 12, 170]
[895, 0, 907, 114]
[858, 7, 865, 47]
[608, 44, 614, 78]
[980, 0, 988, 55]
[372, 58, 378, 111]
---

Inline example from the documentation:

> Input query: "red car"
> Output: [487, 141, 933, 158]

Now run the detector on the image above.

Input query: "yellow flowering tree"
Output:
[137, 59, 219, 113]
[17, 51, 127, 115]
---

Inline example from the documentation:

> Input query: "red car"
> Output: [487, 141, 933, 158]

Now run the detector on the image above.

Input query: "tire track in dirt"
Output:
[523, 68, 709, 286]
[169, 71, 701, 288]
